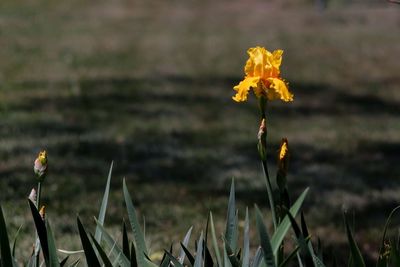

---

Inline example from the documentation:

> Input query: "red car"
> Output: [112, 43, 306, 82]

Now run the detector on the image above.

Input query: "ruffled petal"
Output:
[267, 78, 293, 102]
[232, 77, 261, 102]
[245, 47, 271, 77]
[270, 50, 283, 69]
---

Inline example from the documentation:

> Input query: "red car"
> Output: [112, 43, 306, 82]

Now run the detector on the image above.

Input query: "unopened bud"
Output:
[257, 119, 267, 161]
[39, 206, 46, 221]
[277, 138, 289, 192]
[34, 151, 48, 182]
[28, 188, 37, 204]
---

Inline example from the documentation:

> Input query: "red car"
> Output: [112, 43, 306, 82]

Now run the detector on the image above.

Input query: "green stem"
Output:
[36, 182, 42, 208]
[258, 97, 278, 231]
[262, 160, 277, 231]
[35, 182, 42, 266]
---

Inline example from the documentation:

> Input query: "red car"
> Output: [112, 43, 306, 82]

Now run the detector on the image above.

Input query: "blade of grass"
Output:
[28, 199, 49, 266]
[130, 242, 137, 267]
[255, 205, 276, 267]
[377, 205, 400, 267]
[180, 243, 195, 266]
[164, 250, 185, 267]
[223, 237, 240, 267]
[12, 224, 23, 257]
[178, 226, 193, 264]
[344, 213, 365, 267]
[251, 247, 263, 267]
[0, 205, 15, 267]
[210, 212, 222, 267]
[242, 208, 250, 267]
[271, 188, 309, 255]
[278, 245, 301, 267]
[123, 221, 130, 259]
[225, 179, 238, 252]
[123, 178, 148, 267]
[46, 221, 61, 267]
[89, 233, 113, 267]
[95, 161, 113, 243]
[194, 232, 204, 267]
[60, 256, 69, 266]
[77, 217, 101, 267]
[94, 218, 130, 266]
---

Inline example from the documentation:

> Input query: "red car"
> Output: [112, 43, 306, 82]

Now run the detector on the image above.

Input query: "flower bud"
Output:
[257, 118, 267, 161]
[34, 151, 48, 182]
[39, 206, 46, 221]
[277, 138, 289, 192]
[28, 188, 37, 204]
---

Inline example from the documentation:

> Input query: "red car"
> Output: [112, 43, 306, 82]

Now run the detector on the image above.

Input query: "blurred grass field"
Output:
[0, 0, 400, 264]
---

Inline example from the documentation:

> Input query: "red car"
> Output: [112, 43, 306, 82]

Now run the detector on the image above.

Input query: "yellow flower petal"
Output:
[270, 50, 283, 69]
[267, 78, 293, 102]
[245, 47, 271, 77]
[232, 77, 260, 102]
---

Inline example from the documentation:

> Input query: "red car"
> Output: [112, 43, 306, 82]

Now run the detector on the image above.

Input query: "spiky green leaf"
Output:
[255, 205, 276, 267]
[344, 213, 365, 267]
[123, 178, 148, 267]
[77, 217, 101, 267]
[271, 188, 309, 255]
[95, 161, 113, 243]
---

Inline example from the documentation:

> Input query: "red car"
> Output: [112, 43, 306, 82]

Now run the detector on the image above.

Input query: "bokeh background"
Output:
[1, 0, 399, 264]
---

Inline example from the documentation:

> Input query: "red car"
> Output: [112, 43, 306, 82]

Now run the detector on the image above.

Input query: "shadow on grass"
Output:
[1, 76, 400, 198]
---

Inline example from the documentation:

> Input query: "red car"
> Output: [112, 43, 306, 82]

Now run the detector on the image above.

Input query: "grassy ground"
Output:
[0, 0, 400, 265]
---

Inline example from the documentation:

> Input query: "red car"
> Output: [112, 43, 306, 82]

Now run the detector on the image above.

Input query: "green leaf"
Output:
[130, 242, 137, 267]
[164, 250, 184, 267]
[28, 199, 49, 266]
[95, 161, 113, 243]
[278, 245, 301, 267]
[60, 256, 69, 266]
[225, 179, 238, 252]
[123, 221, 130, 259]
[180, 242, 195, 266]
[68, 258, 81, 267]
[12, 224, 23, 257]
[344, 213, 365, 267]
[77, 217, 101, 267]
[210, 212, 223, 267]
[123, 178, 148, 267]
[223, 241, 232, 267]
[224, 237, 240, 267]
[178, 226, 193, 264]
[0, 205, 14, 267]
[94, 218, 130, 266]
[89, 233, 113, 267]
[271, 188, 309, 255]
[377, 205, 400, 267]
[242, 208, 250, 267]
[204, 244, 214, 267]
[159, 252, 170, 267]
[251, 247, 262, 267]
[311, 254, 326, 267]
[194, 232, 203, 267]
[390, 241, 400, 266]
[46, 221, 61, 267]
[255, 205, 276, 267]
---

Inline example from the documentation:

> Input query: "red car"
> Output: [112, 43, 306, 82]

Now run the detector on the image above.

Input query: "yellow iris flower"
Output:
[232, 46, 293, 102]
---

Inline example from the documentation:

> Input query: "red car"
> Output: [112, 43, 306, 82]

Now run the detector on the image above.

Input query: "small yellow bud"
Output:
[277, 138, 289, 192]
[39, 206, 46, 221]
[279, 139, 288, 161]
[34, 150, 48, 182]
